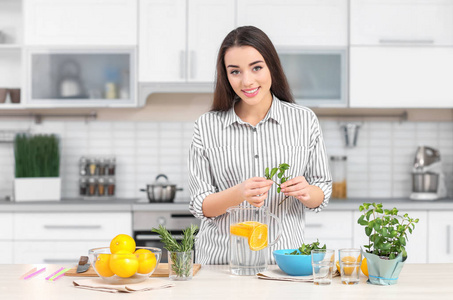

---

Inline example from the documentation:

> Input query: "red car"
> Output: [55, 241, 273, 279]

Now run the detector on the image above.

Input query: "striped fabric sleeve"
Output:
[305, 114, 332, 213]
[188, 121, 217, 221]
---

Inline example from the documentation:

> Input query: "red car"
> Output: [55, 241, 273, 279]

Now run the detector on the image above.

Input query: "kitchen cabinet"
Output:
[350, 0, 453, 46]
[24, 48, 137, 107]
[0, 213, 13, 264]
[139, 0, 235, 83]
[350, 47, 453, 108]
[23, 0, 137, 46]
[305, 211, 353, 259]
[12, 212, 132, 264]
[237, 0, 348, 47]
[427, 211, 453, 263]
[353, 210, 428, 264]
[0, 0, 23, 108]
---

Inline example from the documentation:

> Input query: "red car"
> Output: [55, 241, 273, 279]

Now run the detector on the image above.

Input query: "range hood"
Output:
[138, 82, 215, 106]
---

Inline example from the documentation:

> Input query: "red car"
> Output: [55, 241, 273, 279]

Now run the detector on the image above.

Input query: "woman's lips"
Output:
[242, 87, 260, 98]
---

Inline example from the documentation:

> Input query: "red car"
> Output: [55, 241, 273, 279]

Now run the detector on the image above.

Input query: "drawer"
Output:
[14, 212, 132, 240]
[305, 211, 353, 239]
[0, 241, 13, 264]
[13, 240, 107, 264]
[0, 213, 13, 239]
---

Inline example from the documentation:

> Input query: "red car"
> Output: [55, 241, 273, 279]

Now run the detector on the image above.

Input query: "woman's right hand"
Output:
[238, 177, 274, 207]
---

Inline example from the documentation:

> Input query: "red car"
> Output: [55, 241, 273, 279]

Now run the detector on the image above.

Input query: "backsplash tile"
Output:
[0, 119, 452, 201]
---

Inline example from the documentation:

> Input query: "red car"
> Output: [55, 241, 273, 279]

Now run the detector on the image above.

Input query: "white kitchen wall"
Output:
[0, 119, 452, 201]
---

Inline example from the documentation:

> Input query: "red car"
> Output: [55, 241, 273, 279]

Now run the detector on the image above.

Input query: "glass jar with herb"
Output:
[107, 157, 116, 175]
[79, 157, 88, 176]
[98, 158, 107, 176]
[107, 177, 115, 196]
[79, 177, 88, 196]
[98, 177, 106, 196]
[88, 158, 98, 176]
[88, 177, 97, 196]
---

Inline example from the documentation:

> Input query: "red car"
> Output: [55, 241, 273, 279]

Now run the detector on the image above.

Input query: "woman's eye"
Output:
[253, 66, 263, 72]
[230, 70, 240, 75]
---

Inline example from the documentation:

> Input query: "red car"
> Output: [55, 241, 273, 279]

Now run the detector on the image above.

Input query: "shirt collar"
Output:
[223, 95, 284, 129]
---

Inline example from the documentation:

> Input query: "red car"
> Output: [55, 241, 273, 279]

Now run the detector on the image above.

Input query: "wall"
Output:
[0, 94, 452, 201]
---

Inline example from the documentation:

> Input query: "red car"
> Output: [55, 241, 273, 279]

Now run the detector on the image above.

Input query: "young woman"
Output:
[188, 26, 332, 265]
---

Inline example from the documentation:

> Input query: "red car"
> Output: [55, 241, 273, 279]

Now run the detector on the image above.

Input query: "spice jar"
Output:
[107, 157, 116, 175]
[79, 157, 88, 176]
[98, 158, 107, 176]
[107, 177, 115, 196]
[79, 177, 88, 196]
[98, 177, 106, 196]
[330, 156, 347, 199]
[88, 177, 97, 196]
[88, 158, 98, 176]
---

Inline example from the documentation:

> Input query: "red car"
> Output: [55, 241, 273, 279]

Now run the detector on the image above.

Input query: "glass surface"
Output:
[30, 52, 131, 101]
[339, 248, 361, 285]
[279, 51, 345, 106]
[311, 249, 335, 285]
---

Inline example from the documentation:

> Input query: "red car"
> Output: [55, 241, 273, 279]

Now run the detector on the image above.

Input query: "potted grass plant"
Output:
[14, 134, 61, 201]
[357, 202, 419, 285]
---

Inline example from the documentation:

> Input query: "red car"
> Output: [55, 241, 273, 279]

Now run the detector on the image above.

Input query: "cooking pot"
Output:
[140, 174, 183, 203]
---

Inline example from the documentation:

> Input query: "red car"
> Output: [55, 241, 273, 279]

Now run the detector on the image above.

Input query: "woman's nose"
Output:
[241, 71, 254, 87]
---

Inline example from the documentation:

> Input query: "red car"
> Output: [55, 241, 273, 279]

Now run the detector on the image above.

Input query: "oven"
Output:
[133, 211, 200, 263]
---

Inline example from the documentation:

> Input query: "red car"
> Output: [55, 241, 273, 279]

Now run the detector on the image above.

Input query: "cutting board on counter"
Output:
[65, 263, 201, 277]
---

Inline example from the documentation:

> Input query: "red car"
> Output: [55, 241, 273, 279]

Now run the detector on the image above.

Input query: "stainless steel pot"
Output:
[140, 174, 183, 203]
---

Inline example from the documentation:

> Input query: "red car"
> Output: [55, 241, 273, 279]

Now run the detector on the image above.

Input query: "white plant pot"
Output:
[14, 177, 61, 202]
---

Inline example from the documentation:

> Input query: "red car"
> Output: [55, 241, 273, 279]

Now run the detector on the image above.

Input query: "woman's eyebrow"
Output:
[226, 60, 264, 68]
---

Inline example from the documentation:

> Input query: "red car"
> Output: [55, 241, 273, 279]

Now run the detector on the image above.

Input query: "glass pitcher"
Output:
[227, 206, 282, 275]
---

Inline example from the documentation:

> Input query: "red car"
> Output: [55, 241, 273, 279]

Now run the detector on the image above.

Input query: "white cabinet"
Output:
[237, 0, 348, 46]
[12, 212, 132, 264]
[24, 0, 137, 46]
[353, 210, 428, 264]
[350, 47, 453, 108]
[428, 211, 453, 263]
[305, 210, 353, 259]
[139, 0, 235, 82]
[350, 0, 453, 46]
[0, 213, 13, 264]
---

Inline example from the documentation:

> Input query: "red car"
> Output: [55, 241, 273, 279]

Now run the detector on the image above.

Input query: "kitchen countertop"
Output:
[0, 197, 452, 212]
[1, 263, 452, 300]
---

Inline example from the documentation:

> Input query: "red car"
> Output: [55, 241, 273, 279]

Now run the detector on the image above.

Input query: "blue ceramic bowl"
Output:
[273, 249, 313, 276]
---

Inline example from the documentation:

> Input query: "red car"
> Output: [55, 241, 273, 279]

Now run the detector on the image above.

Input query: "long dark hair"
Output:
[211, 26, 294, 111]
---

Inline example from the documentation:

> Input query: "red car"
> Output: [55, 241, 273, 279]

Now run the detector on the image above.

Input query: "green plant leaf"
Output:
[281, 178, 287, 184]
[365, 227, 372, 236]
[277, 187, 281, 193]
[358, 215, 368, 226]
[270, 168, 278, 179]
[265, 167, 270, 178]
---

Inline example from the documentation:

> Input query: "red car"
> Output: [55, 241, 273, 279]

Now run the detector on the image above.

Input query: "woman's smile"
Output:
[242, 87, 260, 97]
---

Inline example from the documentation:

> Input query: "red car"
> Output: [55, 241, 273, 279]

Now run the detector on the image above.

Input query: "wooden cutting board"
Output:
[65, 263, 201, 277]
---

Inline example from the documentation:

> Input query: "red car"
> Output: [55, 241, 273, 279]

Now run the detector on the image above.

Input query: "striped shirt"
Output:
[188, 96, 332, 265]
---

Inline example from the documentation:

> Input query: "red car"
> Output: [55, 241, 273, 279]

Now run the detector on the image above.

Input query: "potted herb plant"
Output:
[14, 134, 61, 201]
[357, 202, 419, 285]
[152, 224, 198, 281]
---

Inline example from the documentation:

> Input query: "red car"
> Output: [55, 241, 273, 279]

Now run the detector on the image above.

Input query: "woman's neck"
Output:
[234, 95, 273, 127]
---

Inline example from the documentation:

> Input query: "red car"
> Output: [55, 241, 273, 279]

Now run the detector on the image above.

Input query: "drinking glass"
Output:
[168, 250, 194, 281]
[339, 248, 361, 285]
[311, 249, 335, 285]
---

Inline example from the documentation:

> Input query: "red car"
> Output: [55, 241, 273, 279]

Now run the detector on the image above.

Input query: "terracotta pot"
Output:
[8, 88, 20, 103]
[0, 88, 7, 103]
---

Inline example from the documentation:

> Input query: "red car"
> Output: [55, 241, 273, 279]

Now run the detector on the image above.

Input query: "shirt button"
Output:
[255, 155, 259, 158]
[253, 128, 257, 132]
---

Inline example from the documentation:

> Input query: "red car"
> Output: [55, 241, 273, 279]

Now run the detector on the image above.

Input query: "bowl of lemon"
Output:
[89, 234, 161, 284]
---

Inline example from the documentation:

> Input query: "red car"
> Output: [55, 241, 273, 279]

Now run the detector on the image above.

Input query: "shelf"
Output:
[0, 44, 22, 50]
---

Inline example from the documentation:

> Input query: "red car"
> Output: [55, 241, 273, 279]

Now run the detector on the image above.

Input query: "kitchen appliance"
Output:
[341, 123, 361, 148]
[59, 60, 85, 98]
[410, 146, 447, 200]
[140, 174, 183, 203]
[133, 210, 200, 263]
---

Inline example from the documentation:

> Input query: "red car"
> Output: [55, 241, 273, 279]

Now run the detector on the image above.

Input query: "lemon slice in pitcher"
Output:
[248, 224, 268, 251]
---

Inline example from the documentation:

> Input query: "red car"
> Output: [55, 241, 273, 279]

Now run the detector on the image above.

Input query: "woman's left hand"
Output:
[280, 176, 311, 202]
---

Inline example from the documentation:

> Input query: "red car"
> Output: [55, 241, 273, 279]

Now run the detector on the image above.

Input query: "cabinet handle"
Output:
[305, 224, 323, 228]
[180, 50, 186, 79]
[379, 39, 434, 45]
[135, 234, 184, 241]
[190, 51, 196, 79]
[44, 225, 102, 230]
[447, 225, 451, 255]
[43, 259, 78, 264]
